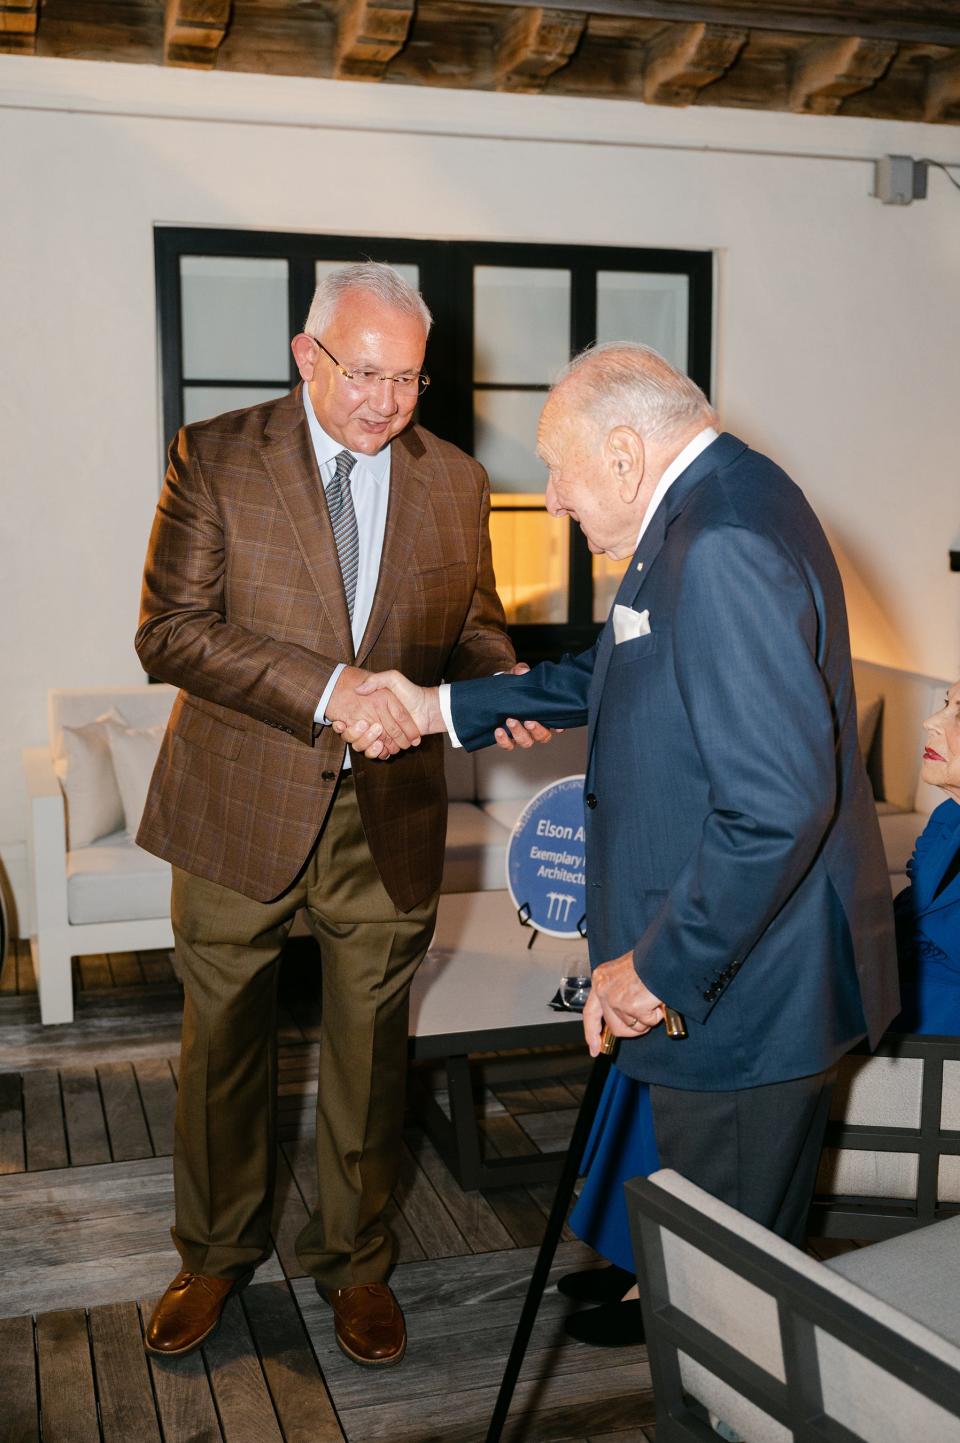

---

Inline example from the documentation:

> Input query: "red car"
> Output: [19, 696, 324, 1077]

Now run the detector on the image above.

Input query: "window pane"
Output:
[314, 261, 420, 292]
[596, 272, 689, 371]
[474, 390, 548, 493]
[182, 385, 289, 426]
[592, 553, 631, 622]
[490, 504, 568, 625]
[181, 257, 289, 381]
[474, 267, 570, 384]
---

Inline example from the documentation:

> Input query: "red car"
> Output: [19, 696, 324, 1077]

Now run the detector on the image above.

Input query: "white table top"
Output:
[408, 890, 588, 1044]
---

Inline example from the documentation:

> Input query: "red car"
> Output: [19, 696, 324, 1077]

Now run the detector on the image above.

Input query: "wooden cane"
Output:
[485, 1005, 686, 1441]
[483, 1025, 617, 1443]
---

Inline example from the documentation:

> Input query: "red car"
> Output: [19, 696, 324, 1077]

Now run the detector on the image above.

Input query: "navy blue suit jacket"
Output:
[451, 434, 899, 1090]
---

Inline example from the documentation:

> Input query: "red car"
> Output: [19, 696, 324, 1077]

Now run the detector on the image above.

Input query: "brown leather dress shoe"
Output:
[145, 1269, 251, 1356]
[325, 1283, 406, 1366]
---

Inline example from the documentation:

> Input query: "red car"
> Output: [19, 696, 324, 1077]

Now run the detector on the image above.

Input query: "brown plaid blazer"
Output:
[135, 386, 515, 909]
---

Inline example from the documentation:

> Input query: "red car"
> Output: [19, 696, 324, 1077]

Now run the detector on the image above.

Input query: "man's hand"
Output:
[583, 951, 666, 1057]
[325, 666, 422, 758]
[333, 670, 443, 759]
[493, 663, 561, 752]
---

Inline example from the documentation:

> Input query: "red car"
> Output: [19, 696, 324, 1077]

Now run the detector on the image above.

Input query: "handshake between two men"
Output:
[325, 663, 550, 757]
[325, 663, 669, 1053]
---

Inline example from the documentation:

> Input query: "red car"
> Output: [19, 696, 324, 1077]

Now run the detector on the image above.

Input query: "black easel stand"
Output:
[484, 1032, 615, 1443]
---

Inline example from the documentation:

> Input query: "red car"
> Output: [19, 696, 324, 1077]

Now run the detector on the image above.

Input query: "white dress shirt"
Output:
[438, 426, 720, 746]
[306, 386, 392, 767]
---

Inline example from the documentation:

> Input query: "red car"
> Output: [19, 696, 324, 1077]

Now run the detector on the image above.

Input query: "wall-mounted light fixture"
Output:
[874, 156, 929, 205]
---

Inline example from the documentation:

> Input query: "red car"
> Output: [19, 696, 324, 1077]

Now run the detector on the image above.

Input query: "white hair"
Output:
[303, 262, 432, 339]
[557, 341, 715, 442]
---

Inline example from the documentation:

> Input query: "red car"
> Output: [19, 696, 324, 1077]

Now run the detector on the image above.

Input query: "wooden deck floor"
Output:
[0, 940, 656, 1443]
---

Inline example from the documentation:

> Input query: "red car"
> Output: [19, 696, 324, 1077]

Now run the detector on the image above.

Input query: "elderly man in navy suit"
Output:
[341, 342, 899, 1248]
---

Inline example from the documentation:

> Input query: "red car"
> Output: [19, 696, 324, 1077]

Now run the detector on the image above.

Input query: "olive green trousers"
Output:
[169, 775, 437, 1288]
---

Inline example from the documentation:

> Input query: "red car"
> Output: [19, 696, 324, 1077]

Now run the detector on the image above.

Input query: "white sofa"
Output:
[851, 658, 950, 889]
[23, 685, 587, 1023]
[20, 661, 949, 1025]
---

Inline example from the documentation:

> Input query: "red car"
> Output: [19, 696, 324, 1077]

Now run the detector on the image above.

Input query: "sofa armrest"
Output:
[22, 745, 69, 932]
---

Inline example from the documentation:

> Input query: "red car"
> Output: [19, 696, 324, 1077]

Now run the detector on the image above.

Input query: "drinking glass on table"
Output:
[558, 970, 592, 1011]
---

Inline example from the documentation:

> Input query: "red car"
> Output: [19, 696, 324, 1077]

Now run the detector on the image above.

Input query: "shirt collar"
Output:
[636, 426, 719, 546]
[301, 384, 391, 483]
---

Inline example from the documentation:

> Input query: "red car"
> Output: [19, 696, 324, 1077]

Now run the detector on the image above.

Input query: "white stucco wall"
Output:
[1, 55, 958, 930]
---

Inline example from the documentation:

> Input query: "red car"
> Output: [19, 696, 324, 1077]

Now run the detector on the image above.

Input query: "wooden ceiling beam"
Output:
[495, 6, 586, 92]
[335, 0, 416, 80]
[643, 21, 748, 105]
[164, 0, 232, 68]
[788, 34, 897, 113]
[925, 53, 960, 122]
[472, 0, 960, 51]
[0, 0, 38, 55]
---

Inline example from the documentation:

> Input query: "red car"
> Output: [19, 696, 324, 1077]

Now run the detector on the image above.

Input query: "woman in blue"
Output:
[560, 1068, 659, 1345]
[894, 680, 960, 1032]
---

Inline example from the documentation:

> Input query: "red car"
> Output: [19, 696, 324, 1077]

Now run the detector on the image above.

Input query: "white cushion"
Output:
[857, 696, 882, 761]
[105, 720, 165, 835]
[58, 708, 126, 849]
[878, 810, 927, 875]
[49, 685, 177, 757]
[67, 832, 172, 924]
[482, 798, 526, 834]
[441, 803, 511, 893]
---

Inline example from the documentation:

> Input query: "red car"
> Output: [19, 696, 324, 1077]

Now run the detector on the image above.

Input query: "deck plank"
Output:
[23, 1069, 68, 1172]
[403, 1127, 513, 1254]
[135, 1057, 178, 1157]
[142, 1295, 225, 1443]
[394, 1139, 469, 1259]
[138, 950, 176, 985]
[108, 952, 144, 988]
[242, 1281, 346, 1442]
[99, 1061, 152, 1161]
[36, 1308, 101, 1443]
[61, 1068, 111, 1167]
[78, 953, 113, 991]
[271, 1143, 311, 1280]
[203, 1294, 284, 1443]
[16, 941, 38, 995]
[0, 1314, 40, 1442]
[89, 1299, 163, 1442]
[0, 1072, 25, 1174]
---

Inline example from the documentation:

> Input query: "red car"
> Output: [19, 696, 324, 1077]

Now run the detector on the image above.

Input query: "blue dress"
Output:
[568, 1066, 660, 1272]
[894, 799, 960, 1034]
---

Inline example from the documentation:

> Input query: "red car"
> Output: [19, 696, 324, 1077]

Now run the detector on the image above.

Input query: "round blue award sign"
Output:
[505, 775, 587, 939]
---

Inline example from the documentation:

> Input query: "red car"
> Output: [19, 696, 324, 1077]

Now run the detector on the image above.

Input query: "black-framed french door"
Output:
[155, 228, 712, 660]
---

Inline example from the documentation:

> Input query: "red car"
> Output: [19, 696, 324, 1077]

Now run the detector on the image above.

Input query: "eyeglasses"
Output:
[312, 337, 430, 397]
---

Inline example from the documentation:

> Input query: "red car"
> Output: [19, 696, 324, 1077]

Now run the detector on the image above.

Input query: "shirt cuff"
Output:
[315, 663, 347, 725]
[437, 684, 462, 748]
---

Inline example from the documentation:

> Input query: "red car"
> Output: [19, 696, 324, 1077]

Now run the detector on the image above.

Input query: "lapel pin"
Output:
[636, 561, 644, 572]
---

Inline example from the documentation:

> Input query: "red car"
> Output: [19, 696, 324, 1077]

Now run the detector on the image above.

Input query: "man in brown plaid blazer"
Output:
[136, 263, 519, 1367]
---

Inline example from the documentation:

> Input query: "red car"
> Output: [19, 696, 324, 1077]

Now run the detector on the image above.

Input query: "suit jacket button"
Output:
[703, 990, 713, 1002]
[585, 793, 598, 809]
[321, 770, 336, 782]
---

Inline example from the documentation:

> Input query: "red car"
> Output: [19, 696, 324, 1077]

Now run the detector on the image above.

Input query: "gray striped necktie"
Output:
[325, 449, 360, 620]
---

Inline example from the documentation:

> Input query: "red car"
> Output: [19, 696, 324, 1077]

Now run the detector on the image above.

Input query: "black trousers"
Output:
[649, 1066, 837, 1247]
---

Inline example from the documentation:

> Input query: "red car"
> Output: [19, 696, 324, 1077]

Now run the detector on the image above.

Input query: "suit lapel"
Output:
[355, 428, 430, 664]
[260, 390, 354, 661]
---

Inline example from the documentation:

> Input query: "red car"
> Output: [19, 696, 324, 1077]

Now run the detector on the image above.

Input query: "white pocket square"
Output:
[612, 604, 651, 644]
